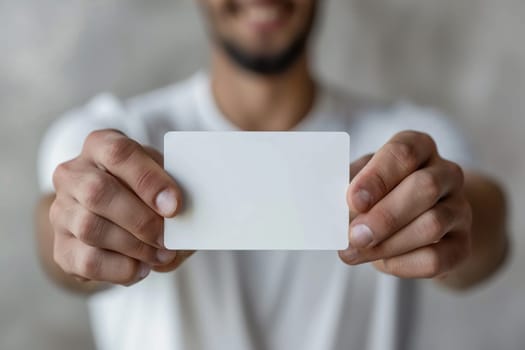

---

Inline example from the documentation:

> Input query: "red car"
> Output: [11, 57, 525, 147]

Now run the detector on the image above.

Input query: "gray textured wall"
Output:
[1, 0, 524, 349]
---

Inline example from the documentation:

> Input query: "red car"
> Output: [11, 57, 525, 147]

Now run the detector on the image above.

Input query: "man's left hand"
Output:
[340, 131, 472, 279]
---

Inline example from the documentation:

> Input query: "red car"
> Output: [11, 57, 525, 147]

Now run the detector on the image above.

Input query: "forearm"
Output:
[35, 194, 109, 295]
[437, 171, 509, 290]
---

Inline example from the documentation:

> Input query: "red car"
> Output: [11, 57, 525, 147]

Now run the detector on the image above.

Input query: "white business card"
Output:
[164, 131, 349, 250]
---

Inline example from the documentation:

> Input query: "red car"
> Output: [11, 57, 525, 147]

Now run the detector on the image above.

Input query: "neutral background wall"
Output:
[1, 0, 524, 349]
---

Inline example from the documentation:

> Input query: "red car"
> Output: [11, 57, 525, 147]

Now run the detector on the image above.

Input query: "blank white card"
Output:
[164, 132, 349, 250]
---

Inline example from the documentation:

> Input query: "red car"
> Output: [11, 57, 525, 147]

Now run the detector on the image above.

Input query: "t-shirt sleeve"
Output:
[393, 102, 476, 169]
[37, 94, 129, 194]
[351, 102, 476, 169]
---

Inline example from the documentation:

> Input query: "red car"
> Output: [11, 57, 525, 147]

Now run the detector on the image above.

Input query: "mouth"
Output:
[236, 1, 294, 33]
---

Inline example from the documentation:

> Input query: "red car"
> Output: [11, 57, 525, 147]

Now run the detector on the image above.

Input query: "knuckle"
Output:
[103, 136, 138, 167]
[53, 252, 72, 275]
[79, 249, 103, 279]
[135, 168, 160, 197]
[52, 249, 62, 269]
[52, 161, 72, 190]
[374, 206, 397, 231]
[400, 130, 437, 152]
[52, 244, 66, 271]
[86, 129, 105, 143]
[53, 238, 75, 275]
[422, 210, 446, 242]
[387, 141, 419, 171]
[84, 130, 108, 153]
[418, 132, 437, 150]
[368, 171, 388, 197]
[81, 173, 112, 208]
[399, 130, 421, 139]
[85, 129, 121, 148]
[417, 171, 441, 201]
[48, 200, 60, 227]
[76, 212, 104, 245]
[412, 131, 437, 152]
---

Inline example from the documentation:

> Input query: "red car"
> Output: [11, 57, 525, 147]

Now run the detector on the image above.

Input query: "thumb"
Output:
[143, 145, 164, 166]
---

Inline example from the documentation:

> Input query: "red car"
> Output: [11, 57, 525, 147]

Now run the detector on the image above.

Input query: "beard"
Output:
[207, 2, 318, 76]
[218, 28, 311, 75]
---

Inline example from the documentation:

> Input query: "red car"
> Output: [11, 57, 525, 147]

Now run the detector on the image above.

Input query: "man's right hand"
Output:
[49, 129, 186, 286]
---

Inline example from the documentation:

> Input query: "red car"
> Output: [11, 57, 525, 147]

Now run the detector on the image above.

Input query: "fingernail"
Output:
[354, 189, 372, 211]
[342, 248, 360, 263]
[138, 263, 151, 280]
[157, 250, 177, 264]
[155, 189, 178, 217]
[350, 224, 374, 248]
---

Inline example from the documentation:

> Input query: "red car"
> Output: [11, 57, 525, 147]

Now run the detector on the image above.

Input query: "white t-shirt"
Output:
[38, 72, 472, 350]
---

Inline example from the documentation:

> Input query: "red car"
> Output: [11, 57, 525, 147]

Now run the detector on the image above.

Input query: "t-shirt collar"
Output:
[192, 71, 331, 132]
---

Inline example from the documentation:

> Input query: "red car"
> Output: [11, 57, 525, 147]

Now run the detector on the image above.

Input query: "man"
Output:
[36, 1, 508, 349]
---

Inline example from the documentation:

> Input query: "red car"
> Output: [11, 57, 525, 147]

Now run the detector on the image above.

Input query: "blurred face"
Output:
[198, 0, 318, 75]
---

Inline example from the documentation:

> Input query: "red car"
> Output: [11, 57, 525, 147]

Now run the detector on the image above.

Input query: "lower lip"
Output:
[243, 8, 292, 33]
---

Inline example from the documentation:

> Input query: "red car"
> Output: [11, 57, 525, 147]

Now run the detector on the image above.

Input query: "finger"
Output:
[53, 231, 151, 285]
[340, 195, 470, 264]
[350, 153, 374, 179]
[143, 146, 164, 166]
[56, 197, 177, 266]
[82, 130, 182, 217]
[348, 163, 462, 248]
[55, 152, 167, 248]
[349, 154, 374, 222]
[152, 250, 195, 273]
[371, 231, 471, 279]
[348, 131, 437, 213]
[66, 165, 166, 248]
